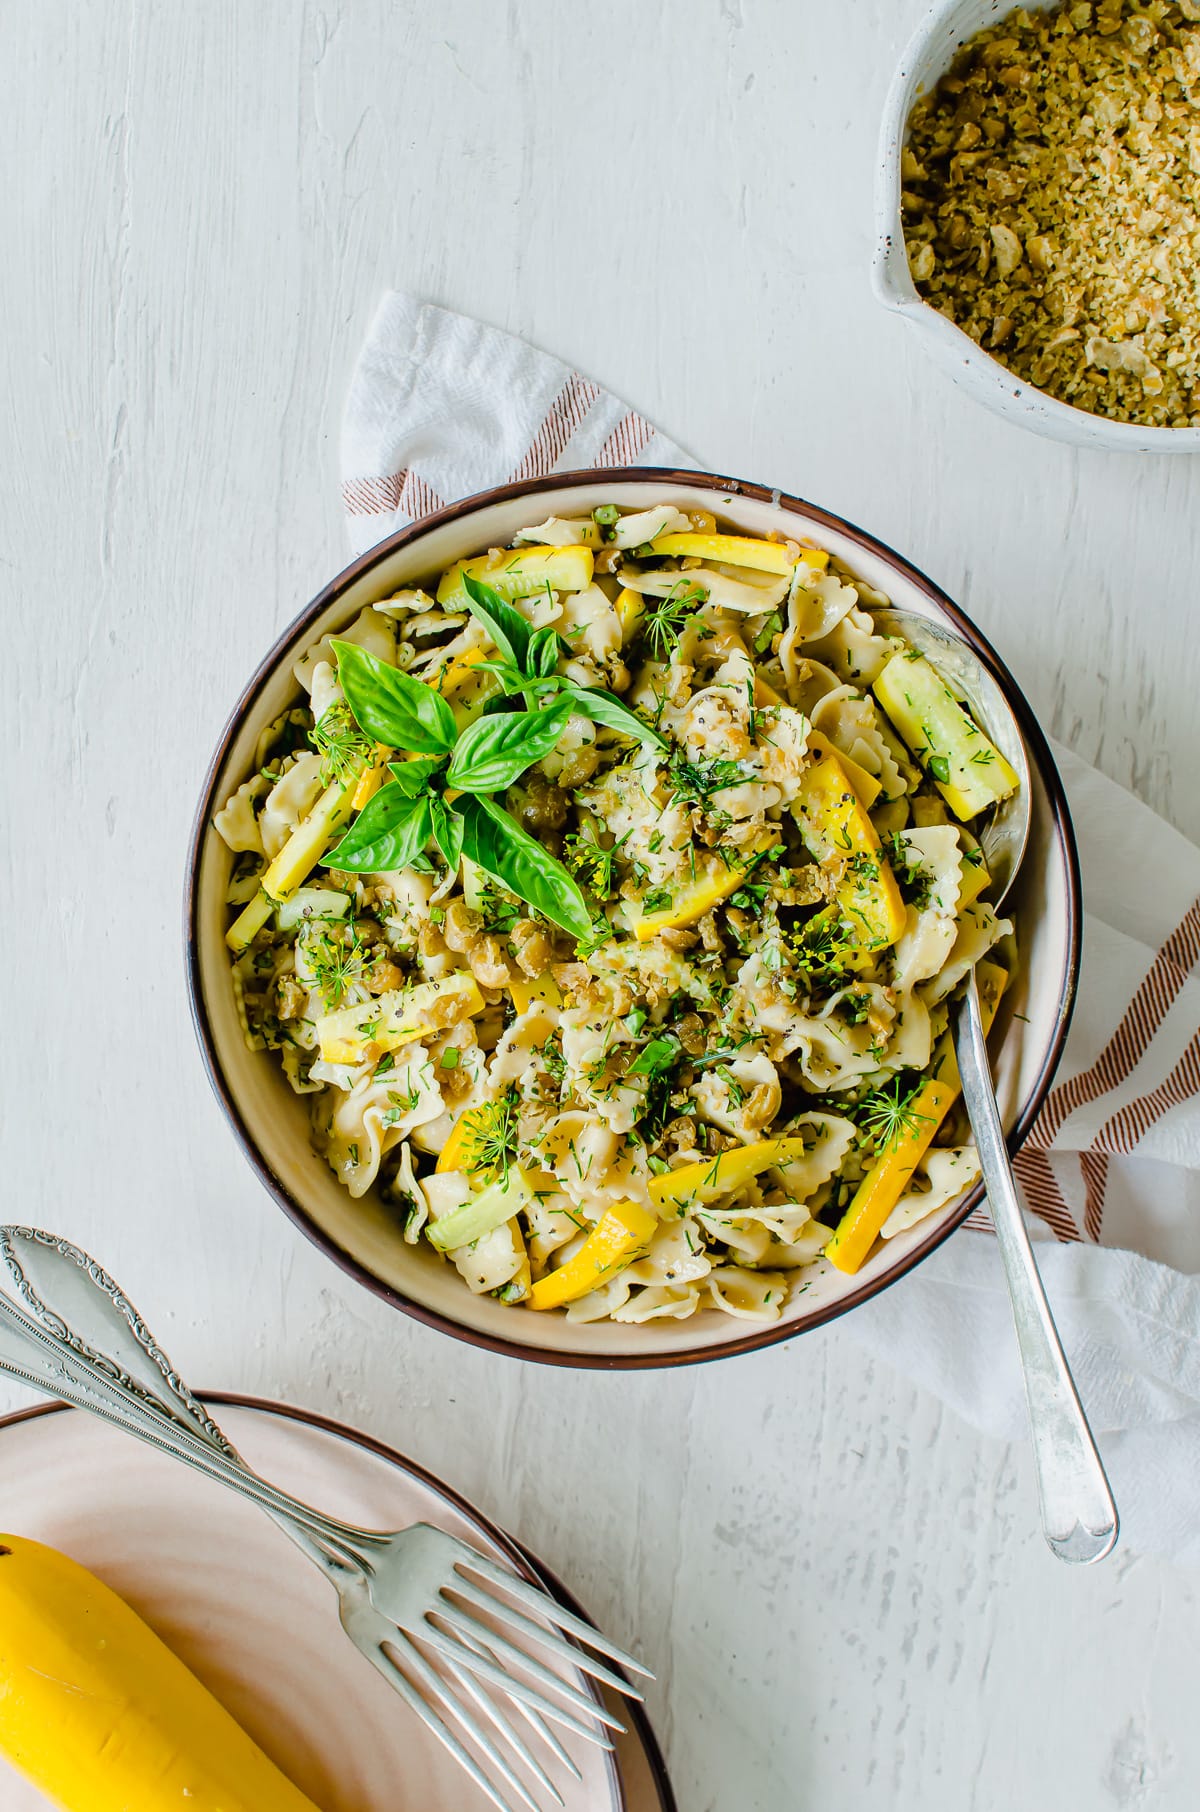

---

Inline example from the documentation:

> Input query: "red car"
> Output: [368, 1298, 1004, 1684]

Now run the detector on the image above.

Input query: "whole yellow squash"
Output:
[0, 1533, 324, 1811]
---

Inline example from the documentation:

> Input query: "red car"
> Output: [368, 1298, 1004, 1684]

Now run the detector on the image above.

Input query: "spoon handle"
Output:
[953, 969, 1119, 1563]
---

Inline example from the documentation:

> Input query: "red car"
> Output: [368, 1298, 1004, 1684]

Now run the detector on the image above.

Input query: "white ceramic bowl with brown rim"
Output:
[186, 469, 1081, 1368]
[874, 0, 1200, 453]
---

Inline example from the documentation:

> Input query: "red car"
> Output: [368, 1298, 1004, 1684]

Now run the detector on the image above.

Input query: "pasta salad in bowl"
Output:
[188, 472, 1079, 1365]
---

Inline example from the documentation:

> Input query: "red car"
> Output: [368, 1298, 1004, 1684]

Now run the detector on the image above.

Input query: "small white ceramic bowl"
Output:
[874, 0, 1200, 453]
[187, 470, 1080, 1369]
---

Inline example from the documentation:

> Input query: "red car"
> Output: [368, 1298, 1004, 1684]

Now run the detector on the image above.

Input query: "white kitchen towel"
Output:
[342, 292, 1200, 1563]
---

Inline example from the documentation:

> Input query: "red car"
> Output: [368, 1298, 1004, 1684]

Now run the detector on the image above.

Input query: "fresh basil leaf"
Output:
[431, 796, 465, 870]
[334, 641, 457, 754]
[527, 627, 560, 680]
[626, 1035, 681, 1080]
[569, 686, 668, 751]
[386, 756, 444, 797]
[461, 572, 534, 673]
[325, 786, 433, 872]
[447, 698, 573, 793]
[456, 793, 593, 940]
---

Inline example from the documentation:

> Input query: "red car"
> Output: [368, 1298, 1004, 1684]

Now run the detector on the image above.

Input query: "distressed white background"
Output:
[4, 2, 1200, 1808]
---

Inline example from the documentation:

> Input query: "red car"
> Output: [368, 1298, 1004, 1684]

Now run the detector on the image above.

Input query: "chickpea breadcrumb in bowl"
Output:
[875, 0, 1200, 450]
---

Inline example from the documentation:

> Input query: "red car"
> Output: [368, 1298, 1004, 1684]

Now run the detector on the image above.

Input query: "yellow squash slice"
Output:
[529, 1200, 658, 1310]
[633, 852, 764, 942]
[645, 532, 795, 575]
[649, 1134, 819, 1214]
[615, 585, 646, 645]
[225, 768, 366, 955]
[873, 651, 1019, 821]
[825, 959, 1008, 1274]
[316, 971, 484, 1065]
[805, 730, 882, 808]
[508, 970, 564, 1015]
[437, 545, 593, 610]
[350, 743, 393, 810]
[793, 751, 906, 948]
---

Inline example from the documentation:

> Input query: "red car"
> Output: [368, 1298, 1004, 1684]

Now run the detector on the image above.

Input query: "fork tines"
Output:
[452, 1550, 654, 1681]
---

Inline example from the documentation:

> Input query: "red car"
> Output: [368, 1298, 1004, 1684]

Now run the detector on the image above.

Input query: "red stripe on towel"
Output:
[508, 373, 602, 484]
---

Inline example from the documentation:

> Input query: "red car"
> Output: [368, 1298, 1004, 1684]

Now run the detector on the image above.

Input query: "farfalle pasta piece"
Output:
[881, 1146, 981, 1239]
[214, 775, 269, 855]
[706, 1266, 790, 1321]
[891, 826, 965, 991]
[259, 754, 326, 861]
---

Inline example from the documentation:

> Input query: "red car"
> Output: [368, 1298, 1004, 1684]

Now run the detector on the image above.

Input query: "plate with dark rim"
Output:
[186, 468, 1080, 1368]
[0, 1393, 673, 1812]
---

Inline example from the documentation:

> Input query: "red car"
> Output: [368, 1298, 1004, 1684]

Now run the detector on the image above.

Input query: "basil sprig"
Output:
[323, 639, 591, 937]
[321, 572, 669, 939]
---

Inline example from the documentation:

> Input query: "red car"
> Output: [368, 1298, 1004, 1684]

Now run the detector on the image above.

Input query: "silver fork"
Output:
[0, 1226, 650, 1812]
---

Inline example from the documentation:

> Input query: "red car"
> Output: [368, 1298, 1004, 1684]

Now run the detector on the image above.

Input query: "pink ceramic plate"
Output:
[0, 1395, 673, 1812]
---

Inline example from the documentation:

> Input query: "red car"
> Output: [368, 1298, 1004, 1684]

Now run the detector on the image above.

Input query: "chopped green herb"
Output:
[311, 700, 373, 786]
[855, 1077, 932, 1153]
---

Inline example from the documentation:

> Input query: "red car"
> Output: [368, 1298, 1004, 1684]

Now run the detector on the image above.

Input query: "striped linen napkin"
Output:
[342, 292, 1200, 1563]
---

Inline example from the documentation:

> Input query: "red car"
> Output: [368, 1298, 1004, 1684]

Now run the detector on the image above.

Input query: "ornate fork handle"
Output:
[0, 1226, 357, 1584]
[0, 1226, 236, 1453]
[0, 1291, 384, 1572]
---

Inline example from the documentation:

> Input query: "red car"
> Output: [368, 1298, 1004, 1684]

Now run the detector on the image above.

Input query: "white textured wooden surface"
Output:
[3, 3, 1200, 1809]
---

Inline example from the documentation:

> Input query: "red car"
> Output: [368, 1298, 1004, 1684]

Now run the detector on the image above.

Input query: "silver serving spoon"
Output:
[874, 608, 1118, 1564]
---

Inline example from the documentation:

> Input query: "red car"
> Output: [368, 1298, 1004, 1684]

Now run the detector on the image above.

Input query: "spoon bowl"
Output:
[871, 606, 1031, 908]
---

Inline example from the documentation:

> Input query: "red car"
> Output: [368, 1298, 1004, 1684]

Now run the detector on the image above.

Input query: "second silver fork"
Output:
[0, 1226, 649, 1812]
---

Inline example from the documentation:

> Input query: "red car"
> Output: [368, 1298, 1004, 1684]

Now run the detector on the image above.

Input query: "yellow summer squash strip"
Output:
[825, 960, 1008, 1275]
[793, 752, 906, 948]
[316, 971, 484, 1065]
[633, 833, 777, 942]
[351, 743, 393, 810]
[434, 1109, 534, 1295]
[635, 863, 749, 942]
[225, 767, 366, 955]
[873, 651, 1019, 821]
[436, 545, 593, 609]
[529, 1200, 659, 1310]
[508, 971, 564, 1014]
[957, 851, 993, 911]
[616, 585, 645, 645]
[806, 730, 882, 808]
[435, 646, 490, 697]
[645, 532, 795, 575]
[649, 1134, 818, 1214]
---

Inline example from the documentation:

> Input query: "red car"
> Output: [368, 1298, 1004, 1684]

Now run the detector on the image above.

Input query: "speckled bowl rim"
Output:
[0, 1391, 677, 1812]
[185, 466, 1081, 1370]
